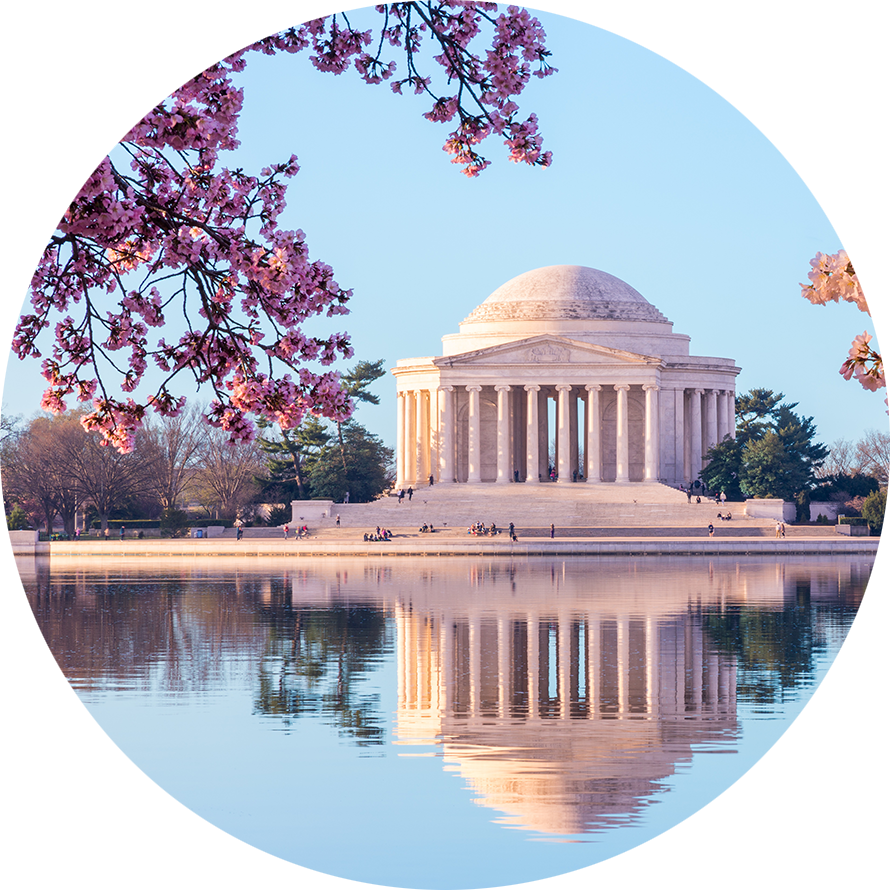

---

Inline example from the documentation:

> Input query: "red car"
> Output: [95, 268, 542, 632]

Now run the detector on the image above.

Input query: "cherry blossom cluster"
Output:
[15, 4, 556, 451]
[801, 249, 884, 403]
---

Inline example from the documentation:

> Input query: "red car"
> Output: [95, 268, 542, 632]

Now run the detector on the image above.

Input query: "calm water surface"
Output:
[19, 555, 871, 889]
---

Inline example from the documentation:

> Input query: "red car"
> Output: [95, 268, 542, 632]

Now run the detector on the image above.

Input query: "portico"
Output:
[394, 266, 739, 489]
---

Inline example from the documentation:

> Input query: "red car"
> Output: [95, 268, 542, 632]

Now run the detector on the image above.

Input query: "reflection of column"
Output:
[498, 616, 509, 718]
[495, 384, 512, 484]
[705, 389, 719, 456]
[588, 617, 600, 718]
[525, 385, 541, 484]
[559, 612, 572, 720]
[585, 384, 601, 482]
[646, 615, 657, 715]
[690, 389, 703, 481]
[469, 612, 481, 715]
[466, 385, 482, 483]
[617, 615, 629, 715]
[556, 384, 572, 483]
[527, 611, 539, 718]
[438, 386, 454, 484]
[404, 390, 417, 486]
[615, 384, 630, 483]
[643, 384, 659, 482]
[396, 392, 406, 488]
[441, 609, 452, 714]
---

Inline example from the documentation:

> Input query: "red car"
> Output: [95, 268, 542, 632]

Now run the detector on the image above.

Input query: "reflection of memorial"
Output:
[21, 554, 870, 840]
[394, 597, 738, 837]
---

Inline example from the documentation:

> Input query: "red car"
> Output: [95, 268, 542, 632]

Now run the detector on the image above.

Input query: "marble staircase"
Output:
[286, 482, 781, 533]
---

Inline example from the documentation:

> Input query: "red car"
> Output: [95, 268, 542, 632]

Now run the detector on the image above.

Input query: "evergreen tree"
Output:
[701, 389, 827, 501]
[306, 422, 393, 504]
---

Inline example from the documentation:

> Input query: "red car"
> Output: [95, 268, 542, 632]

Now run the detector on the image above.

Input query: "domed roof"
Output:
[462, 265, 669, 324]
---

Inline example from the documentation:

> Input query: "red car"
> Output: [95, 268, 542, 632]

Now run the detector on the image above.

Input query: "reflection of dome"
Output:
[462, 265, 670, 325]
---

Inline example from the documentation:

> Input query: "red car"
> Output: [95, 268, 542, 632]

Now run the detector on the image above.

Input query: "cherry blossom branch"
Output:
[14, 3, 557, 452]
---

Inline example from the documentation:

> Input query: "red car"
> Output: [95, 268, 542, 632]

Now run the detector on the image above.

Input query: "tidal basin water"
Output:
[19, 554, 871, 889]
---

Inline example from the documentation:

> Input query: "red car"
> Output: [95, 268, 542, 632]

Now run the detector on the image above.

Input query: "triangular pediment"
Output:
[434, 335, 661, 368]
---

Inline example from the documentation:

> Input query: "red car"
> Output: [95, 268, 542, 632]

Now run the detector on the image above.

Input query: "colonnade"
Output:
[395, 382, 735, 487]
[396, 603, 738, 728]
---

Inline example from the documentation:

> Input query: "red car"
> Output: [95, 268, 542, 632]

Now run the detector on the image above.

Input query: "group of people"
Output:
[775, 520, 787, 538]
[467, 522, 499, 536]
[363, 527, 392, 542]
[418, 523, 435, 533]
[396, 487, 414, 503]
[281, 524, 309, 540]
[716, 511, 733, 521]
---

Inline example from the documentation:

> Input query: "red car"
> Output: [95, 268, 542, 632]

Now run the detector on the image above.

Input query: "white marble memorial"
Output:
[393, 265, 739, 488]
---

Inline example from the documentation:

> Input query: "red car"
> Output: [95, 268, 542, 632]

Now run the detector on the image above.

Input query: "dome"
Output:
[462, 265, 670, 325]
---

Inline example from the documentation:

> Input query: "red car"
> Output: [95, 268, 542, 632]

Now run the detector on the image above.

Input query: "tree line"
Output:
[2, 361, 393, 535]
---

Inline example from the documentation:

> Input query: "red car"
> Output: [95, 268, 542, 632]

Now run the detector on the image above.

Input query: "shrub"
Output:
[861, 489, 886, 534]
[159, 508, 190, 538]
[7, 504, 30, 531]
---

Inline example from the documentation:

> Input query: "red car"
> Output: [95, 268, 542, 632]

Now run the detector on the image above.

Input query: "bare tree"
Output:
[64, 425, 151, 531]
[2, 413, 85, 535]
[191, 425, 264, 520]
[818, 438, 860, 478]
[137, 405, 205, 511]
[856, 429, 890, 485]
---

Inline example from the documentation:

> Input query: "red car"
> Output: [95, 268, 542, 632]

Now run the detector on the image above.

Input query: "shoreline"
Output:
[23, 535, 881, 558]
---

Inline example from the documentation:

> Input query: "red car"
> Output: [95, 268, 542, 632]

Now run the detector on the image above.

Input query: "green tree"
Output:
[861, 489, 886, 534]
[334, 359, 387, 474]
[698, 436, 744, 500]
[306, 421, 393, 504]
[7, 504, 30, 530]
[701, 389, 827, 502]
[258, 416, 331, 503]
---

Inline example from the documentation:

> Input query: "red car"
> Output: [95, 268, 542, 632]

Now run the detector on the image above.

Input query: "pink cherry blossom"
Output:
[14, 4, 557, 452]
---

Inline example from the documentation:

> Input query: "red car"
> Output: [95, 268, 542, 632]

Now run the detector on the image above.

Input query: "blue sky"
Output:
[0, 0, 890, 444]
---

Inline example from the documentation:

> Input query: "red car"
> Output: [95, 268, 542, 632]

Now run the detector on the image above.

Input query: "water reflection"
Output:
[19, 555, 869, 854]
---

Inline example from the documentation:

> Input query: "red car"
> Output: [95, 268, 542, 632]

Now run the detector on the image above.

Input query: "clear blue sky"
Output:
[0, 0, 890, 444]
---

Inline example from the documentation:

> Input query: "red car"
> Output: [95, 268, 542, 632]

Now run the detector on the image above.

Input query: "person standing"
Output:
[283, 523, 290, 540]
[550, 523, 555, 539]
[407, 487, 413, 501]
[336, 514, 340, 527]
[708, 523, 714, 537]
[120, 525, 126, 540]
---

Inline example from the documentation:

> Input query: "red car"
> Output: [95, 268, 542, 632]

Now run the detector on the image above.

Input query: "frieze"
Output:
[463, 299, 670, 324]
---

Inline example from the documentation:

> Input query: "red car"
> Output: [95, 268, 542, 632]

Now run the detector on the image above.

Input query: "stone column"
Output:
[417, 389, 430, 484]
[569, 391, 579, 480]
[396, 391, 406, 488]
[705, 389, 719, 455]
[466, 385, 483, 483]
[556, 384, 572, 483]
[585, 384, 602, 483]
[495, 384, 512, 484]
[525, 385, 541, 484]
[404, 389, 416, 487]
[716, 390, 729, 444]
[614, 384, 630, 483]
[676, 388, 688, 484]
[690, 388, 704, 481]
[438, 385, 454, 484]
[643, 384, 659, 482]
